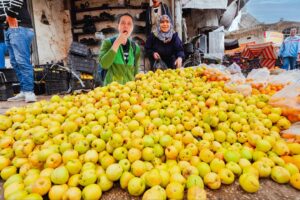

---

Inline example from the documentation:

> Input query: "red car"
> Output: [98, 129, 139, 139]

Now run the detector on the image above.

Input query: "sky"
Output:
[245, 0, 300, 23]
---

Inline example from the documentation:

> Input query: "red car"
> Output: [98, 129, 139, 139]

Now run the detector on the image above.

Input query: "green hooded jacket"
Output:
[98, 38, 141, 86]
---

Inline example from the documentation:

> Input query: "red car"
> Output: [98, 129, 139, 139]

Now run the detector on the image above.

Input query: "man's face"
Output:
[152, 0, 160, 5]
[290, 29, 297, 37]
[118, 16, 133, 36]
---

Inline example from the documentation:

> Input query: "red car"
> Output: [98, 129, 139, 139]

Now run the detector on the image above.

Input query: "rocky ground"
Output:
[101, 179, 300, 200]
[0, 179, 299, 200]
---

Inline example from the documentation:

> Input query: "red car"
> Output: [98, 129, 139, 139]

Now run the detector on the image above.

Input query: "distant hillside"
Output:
[239, 10, 261, 29]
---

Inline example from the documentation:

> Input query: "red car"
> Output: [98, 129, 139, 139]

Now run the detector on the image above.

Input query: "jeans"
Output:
[5, 27, 34, 92]
[0, 42, 6, 68]
[282, 56, 297, 70]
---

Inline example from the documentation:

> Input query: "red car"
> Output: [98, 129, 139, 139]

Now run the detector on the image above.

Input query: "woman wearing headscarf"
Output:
[145, 15, 184, 70]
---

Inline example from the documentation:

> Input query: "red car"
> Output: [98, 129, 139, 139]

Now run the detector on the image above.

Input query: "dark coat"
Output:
[145, 32, 185, 69]
[0, 0, 32, 28]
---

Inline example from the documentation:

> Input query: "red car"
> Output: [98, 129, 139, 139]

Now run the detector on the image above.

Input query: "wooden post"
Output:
[174, 0, 182, 39]
[171, 0, 175, 24]
[27, 0, 40, 65]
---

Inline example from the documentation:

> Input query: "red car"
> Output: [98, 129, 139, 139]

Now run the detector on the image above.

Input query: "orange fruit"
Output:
[281, 133, 295, 139]
[293, 155, 300, 170]
[281, 156, 294, 164]
[290, 173, 300, 190]
[205, 99, 216, 107]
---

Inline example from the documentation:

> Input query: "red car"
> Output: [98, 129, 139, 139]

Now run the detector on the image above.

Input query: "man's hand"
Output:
[111, 31, 128, 52]
[6, 16, 18, 28]
[153, 52, 160, 60]
[116, 31, 129, 45]
[175, 57, 182, 68]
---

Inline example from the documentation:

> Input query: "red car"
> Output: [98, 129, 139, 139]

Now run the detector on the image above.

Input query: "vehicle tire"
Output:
[183, 58, 201, 68]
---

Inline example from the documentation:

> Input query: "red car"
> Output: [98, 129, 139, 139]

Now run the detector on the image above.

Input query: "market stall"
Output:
[1, 1, 300, 200]
[241, 42, 277, 69]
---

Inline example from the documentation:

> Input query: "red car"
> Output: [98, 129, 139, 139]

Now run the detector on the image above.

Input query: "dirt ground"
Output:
[0, 96, 300, 200]
[0, 178, 299, 200]
[0, 95, 52, 114]
[98, 179, 300, 200]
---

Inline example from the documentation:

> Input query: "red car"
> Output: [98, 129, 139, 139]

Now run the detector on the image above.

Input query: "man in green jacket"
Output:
[99, 13, 141, 86]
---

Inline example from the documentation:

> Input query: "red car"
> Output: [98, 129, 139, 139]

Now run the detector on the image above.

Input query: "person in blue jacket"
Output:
[145, 15, 184, 70]
[279, 28, 300, 70]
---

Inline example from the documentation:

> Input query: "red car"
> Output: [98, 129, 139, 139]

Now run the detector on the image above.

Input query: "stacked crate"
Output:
[44, 66, 70, 95]
[34, 64, 48, 95]
[0, 69, 16, 100]
[67, 42, 97, 91]
[34, 61, 66, 95]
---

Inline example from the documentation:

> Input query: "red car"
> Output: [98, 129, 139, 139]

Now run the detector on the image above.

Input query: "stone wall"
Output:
[32, 0, 72, 64]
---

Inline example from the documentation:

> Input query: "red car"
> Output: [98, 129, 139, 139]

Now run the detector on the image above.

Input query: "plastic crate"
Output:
[34, 62, 65, 82]
[0, 68, 18, 83]
[44, 68, 70, 81]
[0, 72, 6, 84]
[34, 69, 46, 81]
[45, 80, 69, 95]
[0, 83, 14, 101]
[16, 82, 45, 95]
[70, 79, 94, 91]
[34, 82, 45, 95]
[34, 68, 46, 82]
[69, 42, 91, 57]
[12, 83, 20, 94]
[68, 55, 97, 74]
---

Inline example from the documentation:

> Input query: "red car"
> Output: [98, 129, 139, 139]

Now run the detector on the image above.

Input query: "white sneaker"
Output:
[7, 92, 25, 102]
[25, 92, 37, 103]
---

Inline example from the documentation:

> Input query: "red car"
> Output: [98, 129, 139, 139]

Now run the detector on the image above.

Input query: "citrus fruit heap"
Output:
[0, 68, 299, 200]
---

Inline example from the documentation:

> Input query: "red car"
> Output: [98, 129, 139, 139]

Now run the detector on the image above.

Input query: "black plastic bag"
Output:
[153, 59, 168, 71]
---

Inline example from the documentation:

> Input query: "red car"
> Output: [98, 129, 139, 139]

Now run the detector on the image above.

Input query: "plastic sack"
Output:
[246, 68, 270, 88]
[281, 122, 300, 143]
[227, 62, 241, 74]
[203, 64, 231, 82]
[225, 72, 249, 96]
[207, 64, 229, 73]
[153, 59, 168, 71]
[288, 69, 300, 80]
[269, 81, 300, 122]
[229, 72, 246, 84]
[225, 83, 252, 96]
[269, 68, 286, 75]
[269, 69, 300, 85]
[236, 84, 252, 96]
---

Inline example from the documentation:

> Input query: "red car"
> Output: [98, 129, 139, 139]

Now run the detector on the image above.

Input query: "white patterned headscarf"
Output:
[154, 15, 175, 43]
